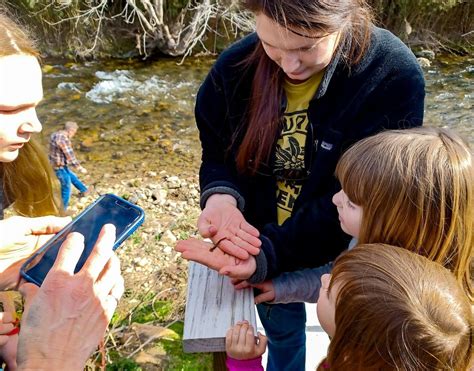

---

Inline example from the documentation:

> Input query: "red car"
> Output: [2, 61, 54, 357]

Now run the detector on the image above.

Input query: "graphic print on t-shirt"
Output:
[275, 110, 308, 224]
[276, 71, 323, 225]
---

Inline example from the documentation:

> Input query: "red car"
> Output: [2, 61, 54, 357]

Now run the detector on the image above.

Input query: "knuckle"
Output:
[71, 284, 91, 302]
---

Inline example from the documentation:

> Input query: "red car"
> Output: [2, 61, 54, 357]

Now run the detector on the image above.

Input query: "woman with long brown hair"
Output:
[184, 0, 425, 368]
[0, 14, 61, 218]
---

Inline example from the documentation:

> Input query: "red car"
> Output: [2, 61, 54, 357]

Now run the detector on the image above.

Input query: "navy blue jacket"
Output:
[195, 27, 425, 282]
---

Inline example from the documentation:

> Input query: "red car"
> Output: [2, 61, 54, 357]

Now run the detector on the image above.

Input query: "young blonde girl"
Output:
[0, 13, 66, 370]
[335, 126, 473, 301]
[249, 126, 474, 305]
[0, 13, 61, 218]
[317, 244, 472, 370]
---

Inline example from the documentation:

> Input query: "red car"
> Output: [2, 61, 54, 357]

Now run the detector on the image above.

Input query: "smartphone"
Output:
[21, 193, 145, 286]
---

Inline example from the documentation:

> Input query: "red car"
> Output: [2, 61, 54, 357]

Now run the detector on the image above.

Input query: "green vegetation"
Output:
[371, 0, 473, 54]
[102, 293, 212, 370]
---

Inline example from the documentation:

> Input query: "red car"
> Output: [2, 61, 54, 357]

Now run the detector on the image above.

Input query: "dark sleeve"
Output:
[250, 62, 425, 282]
[195, 65, 245, 210]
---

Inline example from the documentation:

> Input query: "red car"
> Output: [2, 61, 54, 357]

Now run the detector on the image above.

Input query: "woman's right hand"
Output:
[176, 238, 257, 280]
[197, 194, 261, 260]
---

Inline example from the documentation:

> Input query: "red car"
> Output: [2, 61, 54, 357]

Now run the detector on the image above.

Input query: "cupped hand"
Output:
[17, 224, 124, 371]
[198, 194, 261, 260]
[176, 238, 257, 280]
[225, 321, 267, 360]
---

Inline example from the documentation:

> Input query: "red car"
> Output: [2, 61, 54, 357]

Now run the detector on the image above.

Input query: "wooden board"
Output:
[183, 262, 256, 353]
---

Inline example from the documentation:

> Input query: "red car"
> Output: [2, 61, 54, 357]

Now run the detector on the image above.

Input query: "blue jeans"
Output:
[257, 302, 306, 371]
[55, 167, 87, 209]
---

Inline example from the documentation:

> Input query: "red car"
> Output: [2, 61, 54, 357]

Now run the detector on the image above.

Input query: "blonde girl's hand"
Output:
[225, 321, 267, 360]
[0, 216, 71, 260]
[198, 194, 261, 260]
[0, 216, 71, 290]
[175, 238, 257, 280]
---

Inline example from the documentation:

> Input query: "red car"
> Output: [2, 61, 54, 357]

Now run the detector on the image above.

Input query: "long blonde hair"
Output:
[335, 127, 473, 302]
[0, 13, 61, 216]
[319, 244, 473, 370]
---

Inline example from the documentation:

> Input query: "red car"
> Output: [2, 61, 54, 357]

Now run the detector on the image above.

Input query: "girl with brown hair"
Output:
[222, 244, 472, 370]
[317, 244, 473, 370]
[184, 0, 425, 367]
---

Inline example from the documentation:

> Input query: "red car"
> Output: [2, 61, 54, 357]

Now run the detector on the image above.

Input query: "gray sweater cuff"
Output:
[200, 186, 245, 211]
[272, 262, 334, 304]
[247, 250, 267, 284]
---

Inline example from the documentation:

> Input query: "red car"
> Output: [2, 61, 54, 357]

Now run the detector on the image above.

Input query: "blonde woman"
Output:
[0, 13, 124, 369]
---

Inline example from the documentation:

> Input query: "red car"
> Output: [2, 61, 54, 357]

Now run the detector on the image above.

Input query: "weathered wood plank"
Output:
[183, 261, 256, 353]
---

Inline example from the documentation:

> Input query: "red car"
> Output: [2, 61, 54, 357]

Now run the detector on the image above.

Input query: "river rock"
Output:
[415, 49, 435, 60]
[160, 230, 177, 245]
[417, 57, 431, 68]
[152, 189, 167, 204]
[166, 176, 181, 189]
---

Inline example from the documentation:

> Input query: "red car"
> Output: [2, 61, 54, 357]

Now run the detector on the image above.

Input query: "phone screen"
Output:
[22, 194, 144, 285]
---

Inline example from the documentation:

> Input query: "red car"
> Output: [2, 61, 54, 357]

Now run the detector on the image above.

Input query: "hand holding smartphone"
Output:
[20, 194, 145, 286]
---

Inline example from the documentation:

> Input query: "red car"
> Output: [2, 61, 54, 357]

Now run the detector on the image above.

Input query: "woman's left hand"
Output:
[198, 194, 261, 259]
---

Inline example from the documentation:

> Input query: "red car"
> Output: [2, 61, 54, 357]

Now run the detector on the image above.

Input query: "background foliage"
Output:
[1, 0, 472, 58]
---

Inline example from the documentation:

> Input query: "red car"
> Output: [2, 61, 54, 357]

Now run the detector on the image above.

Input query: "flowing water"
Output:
[37, 54, 473, 179]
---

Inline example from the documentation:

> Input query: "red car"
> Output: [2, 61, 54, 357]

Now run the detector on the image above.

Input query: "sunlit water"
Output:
[37, 55, 473, 178]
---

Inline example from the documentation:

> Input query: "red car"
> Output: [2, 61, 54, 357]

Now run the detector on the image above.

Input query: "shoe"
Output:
[79, 185, 94, 197]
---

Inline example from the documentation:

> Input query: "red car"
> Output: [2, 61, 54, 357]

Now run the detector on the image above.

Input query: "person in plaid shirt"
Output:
[49, 121, 90, 210]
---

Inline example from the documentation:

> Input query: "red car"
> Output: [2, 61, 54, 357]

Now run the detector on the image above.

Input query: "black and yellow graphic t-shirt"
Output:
[276, 71, 324, 225]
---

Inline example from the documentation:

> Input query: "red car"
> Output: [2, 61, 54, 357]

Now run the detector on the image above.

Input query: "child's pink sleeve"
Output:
[226, 356, 264, 370]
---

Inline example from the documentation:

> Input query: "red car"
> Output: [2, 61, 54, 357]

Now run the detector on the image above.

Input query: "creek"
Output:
[37, 54, 473, 181]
